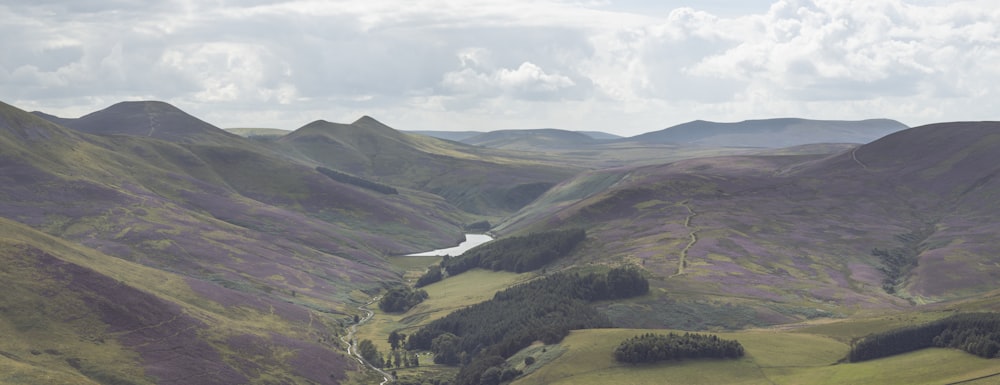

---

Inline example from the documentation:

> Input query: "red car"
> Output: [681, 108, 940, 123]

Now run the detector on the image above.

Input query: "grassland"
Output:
[355, 267, 535, 353]
[512, 325, 1000, 385]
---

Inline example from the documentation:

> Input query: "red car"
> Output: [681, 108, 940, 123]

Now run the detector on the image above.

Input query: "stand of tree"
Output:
[849, 312, 1000, 362]
[415, 265, 443, 288]
[315, 166, 398, 194]
[442, 228, 586, 275]
[406, 266, 648, 385]
[614, 332, 744, 364]
[358, 339, 385, 368]
[378, 286, 429, 313]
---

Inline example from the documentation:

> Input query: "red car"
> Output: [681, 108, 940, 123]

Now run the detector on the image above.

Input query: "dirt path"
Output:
[851, 146, 868, 170]
[144, 104, 159, 137]
[341, 296, 393, 384]
[673, 201, 698, 276]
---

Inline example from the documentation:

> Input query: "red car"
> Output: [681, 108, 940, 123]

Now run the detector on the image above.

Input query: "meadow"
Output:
[512, 325, 1000, 385]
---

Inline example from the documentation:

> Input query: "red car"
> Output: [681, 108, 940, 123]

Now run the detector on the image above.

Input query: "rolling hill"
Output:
[629, 118, 907, 147]
[273, 117, 582, 215]
[1, 99, 471, 313]
[460, 129, 600, 151]
[38, 101, 242, 145]
[498, 121, 1000, 328]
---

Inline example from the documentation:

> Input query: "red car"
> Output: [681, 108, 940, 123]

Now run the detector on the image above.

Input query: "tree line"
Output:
[849, 312, 1000, 362]
[378, 286, 428, 313]
[614, 332, 745, 364]
[440, 228, 586, 276]
[315, 166, 398, 194]
[357, 338, 421, 370]
[405, 266, 649, 385]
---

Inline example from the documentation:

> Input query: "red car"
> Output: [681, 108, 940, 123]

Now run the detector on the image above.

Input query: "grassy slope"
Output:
[0, 218, 354, 385]
[355, 268, 534, 354]
[514, 326, 1000, 385]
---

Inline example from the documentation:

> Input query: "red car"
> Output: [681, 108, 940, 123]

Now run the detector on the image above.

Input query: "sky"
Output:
[1, 0, 997, 136]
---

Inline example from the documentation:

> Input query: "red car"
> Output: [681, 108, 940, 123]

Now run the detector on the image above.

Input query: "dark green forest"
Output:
[614, 332, 745, 364]
[315, 166, 398, 194]
[849, 312, 1000, 362]
[441, 228, 586, 275]
[378, 286, 429, 313]
[406, 266, 648, 385]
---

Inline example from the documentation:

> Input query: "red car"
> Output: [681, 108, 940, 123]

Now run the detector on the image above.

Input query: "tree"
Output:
[358, 339, 384, 368]
[500, 368, 522, 382]
[479, 367, 501, 385]
[388, 331, 403, 350]
[432, 333, 461, 365]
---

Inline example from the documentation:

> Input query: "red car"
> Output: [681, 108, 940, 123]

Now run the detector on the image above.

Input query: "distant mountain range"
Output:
[412, 118, 906, 151]
[629, 118, 907, 147]
[411, 129, 623, 143]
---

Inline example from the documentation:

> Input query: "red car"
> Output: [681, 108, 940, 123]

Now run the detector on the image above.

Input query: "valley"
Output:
[2, 99, 999, 384]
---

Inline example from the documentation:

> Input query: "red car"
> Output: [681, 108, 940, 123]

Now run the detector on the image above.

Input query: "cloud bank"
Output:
[1, 0, 996, 135]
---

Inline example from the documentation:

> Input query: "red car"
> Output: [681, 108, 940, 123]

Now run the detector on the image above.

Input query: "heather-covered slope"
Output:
[0, 217, 354, 385]
[794, 122, 1000, 299]
[500, 122, 1000, 327]
[1, 100, 466, 309]
[629, 118, 907, 147]
[39, 101, 241, 145]
[275, 117, 582, 215]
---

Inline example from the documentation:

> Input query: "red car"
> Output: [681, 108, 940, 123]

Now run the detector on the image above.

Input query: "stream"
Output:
[345, 234, 495, 383]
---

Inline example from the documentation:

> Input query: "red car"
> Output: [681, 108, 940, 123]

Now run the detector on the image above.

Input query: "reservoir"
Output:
[406, 234, 493, 256]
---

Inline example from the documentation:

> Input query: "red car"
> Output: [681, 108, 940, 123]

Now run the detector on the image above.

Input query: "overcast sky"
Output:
[2, 0, 997, 136]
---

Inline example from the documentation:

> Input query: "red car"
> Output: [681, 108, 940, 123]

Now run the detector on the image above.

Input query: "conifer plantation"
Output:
[849, 313, 1000, 362]
[614, 332, 745, 363]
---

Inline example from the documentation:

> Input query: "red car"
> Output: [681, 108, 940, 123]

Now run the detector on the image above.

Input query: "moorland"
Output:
[1, 99, 998, 384]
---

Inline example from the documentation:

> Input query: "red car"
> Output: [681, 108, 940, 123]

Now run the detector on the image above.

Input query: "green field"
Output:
[355, 268, 534, 353]
[512, 328, 1000, 385]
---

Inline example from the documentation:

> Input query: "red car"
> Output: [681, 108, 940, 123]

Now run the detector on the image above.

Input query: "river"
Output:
[405, 233, 493, 256]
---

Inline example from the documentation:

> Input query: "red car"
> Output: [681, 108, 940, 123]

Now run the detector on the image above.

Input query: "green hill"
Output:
[274, 116, 581, 215]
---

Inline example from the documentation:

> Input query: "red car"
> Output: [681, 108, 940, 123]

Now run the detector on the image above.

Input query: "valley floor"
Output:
[513, 328, 1000, 385]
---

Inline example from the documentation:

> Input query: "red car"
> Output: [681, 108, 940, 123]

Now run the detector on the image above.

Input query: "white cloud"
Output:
[0, 0, 997, 134]
[442, 55, 575, 98]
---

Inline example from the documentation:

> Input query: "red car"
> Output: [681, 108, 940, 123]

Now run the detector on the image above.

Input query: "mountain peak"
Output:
[50, 100, 234, 143]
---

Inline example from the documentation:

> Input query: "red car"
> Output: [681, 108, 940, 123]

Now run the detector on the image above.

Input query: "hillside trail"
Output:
[851, 146, 868, 170]
[144, 103, 159, 137]
[341, 296, 393, 385]
[672, 200, 699, 276]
